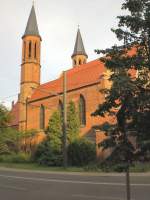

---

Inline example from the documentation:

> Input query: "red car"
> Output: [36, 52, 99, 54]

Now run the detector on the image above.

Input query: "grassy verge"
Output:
[0, 162, 103, 173]
[0, 162, 150, 173]
[0, 162, 86, 172]
[130, 162, 150, 173]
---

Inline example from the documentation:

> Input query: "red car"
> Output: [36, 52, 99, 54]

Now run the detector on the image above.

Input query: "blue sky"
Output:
[0, 0, 124, 107]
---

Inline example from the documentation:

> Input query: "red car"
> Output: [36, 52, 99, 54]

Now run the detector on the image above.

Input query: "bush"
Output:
[0, 153, 31, 163]
[67, 138, 96, 166]
[34, 140, 63, 166]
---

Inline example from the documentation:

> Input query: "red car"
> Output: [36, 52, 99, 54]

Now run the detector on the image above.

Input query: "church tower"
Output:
[19, 5, 41, 131]
[72, 28, 88, 67]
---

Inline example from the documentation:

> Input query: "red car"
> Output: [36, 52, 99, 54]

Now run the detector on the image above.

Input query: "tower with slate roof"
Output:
[19, 4, 41, 131]
[72, 28, 88, 66]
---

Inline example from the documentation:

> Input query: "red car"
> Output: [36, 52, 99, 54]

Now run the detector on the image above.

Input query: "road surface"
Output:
[0, 168, 149, 200]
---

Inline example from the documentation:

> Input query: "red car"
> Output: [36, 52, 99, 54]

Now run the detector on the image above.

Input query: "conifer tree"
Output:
[67, 101, 80, 143]
[46, 111, 62, 153]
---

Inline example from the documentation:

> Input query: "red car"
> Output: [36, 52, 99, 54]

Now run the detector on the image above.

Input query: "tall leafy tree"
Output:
[93, 1, 150, 199]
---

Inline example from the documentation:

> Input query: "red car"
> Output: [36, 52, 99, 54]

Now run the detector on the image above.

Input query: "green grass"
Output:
[0, 162, 150, 173]
[0, 162, 88, 173]
[130, 162, 150, 173]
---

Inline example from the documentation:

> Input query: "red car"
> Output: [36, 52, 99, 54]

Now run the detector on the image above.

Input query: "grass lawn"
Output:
[0, 162, 150, 173]
[0, 162, 87, 172]
[0, 162, 103, 173]
[130, 162, 150, 172]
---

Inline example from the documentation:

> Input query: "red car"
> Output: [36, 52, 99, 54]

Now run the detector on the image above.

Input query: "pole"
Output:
[126, 165, 131, 200]
[25, 98, 28, 131]
[63, 71, 67, 168]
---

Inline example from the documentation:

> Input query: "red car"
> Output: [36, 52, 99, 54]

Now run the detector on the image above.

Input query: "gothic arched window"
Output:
[29, 41, 32, 58]
[40, 105, 45, 129]
[58, 100, 63, 117]
[24, 41, 26, 61]
[34, 43, 37, 59]
[79, 95, 86, 126]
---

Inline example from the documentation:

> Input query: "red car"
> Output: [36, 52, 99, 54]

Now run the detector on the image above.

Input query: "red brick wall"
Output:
[27, 82, 106, 140]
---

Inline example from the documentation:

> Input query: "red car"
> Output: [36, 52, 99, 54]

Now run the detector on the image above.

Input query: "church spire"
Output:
[19, 4, 42, 131]
[72, 28, 88, 67]
[23, 5, 41, 39]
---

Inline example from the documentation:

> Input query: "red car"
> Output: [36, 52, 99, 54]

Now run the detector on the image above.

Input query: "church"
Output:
[10, 5, 113, 156]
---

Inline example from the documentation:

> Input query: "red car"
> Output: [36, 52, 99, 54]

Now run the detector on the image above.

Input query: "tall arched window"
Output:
[58, 100, 63, 117]
[29, 41, 32, 58]
[34, 43, 37, 59]
[79, 95, 86, 126]
[40, 105, 45, 129]
[24, 41, 26, 61]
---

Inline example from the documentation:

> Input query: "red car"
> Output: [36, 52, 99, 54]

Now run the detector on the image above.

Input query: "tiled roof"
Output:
[30, 59, 105, 101]
[10, 102, 19, 127]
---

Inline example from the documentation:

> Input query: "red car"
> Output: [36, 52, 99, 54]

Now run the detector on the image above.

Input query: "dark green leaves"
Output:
[94, 0, 150, 164]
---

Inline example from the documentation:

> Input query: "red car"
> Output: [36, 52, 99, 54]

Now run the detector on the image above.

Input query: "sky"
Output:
[0, 0, 125, 108]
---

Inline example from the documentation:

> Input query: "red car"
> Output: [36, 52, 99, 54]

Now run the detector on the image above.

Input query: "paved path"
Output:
[0, 168, 150, 200]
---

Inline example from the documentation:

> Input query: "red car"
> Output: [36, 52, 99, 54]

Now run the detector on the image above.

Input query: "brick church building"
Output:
[11, 5, 114, 155]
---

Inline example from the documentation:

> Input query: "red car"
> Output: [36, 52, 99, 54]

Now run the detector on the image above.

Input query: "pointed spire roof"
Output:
[72, 28, 88, 58]
[23, 5, 41, 39]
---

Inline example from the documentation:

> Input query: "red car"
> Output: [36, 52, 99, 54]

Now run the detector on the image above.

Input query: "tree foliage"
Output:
[34, 139, 63, 166]
[35, 111, 63, 166]
[93, 0, 150, 165]
[0, 104, 10, 129]
[46, 111, 63, 153]
[67, 101, 80, 143]
[0, 104, 23, 155]
[67, 138, 96, 166]
[35, 101, 80, 166]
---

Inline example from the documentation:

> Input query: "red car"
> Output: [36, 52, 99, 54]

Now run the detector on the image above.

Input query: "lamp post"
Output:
[63, 71, 67, 168]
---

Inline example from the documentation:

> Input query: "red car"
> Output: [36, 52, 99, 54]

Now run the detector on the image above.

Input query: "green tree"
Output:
[67, 101, 80, 143]
[36, 102, 80, 166]
[46, 111, 62, 153]
[34, 111, 63, 166]
[93, 1, 150, 199]
[0, 104, 21, 155]
[68, 138, 96, 166]
[0, 128, 23, 155]
[0, 104, 10, 129]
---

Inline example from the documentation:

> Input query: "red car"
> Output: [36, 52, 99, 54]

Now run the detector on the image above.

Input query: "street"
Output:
[0, 168, 149, 200]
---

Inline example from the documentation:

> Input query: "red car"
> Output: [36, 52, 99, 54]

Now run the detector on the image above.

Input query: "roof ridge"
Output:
[66, 59, 100, 73]
[40, 78, 61, 87]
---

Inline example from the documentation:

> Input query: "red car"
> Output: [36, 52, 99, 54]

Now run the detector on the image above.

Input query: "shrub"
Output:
[34, 140, 63, 166]
[0, 128, 23, 155]
[0, 153, 31, 163]
[67, 138, 96, 166]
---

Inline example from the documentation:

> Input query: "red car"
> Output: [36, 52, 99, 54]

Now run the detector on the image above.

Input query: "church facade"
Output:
[11, 5, 113, 156]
